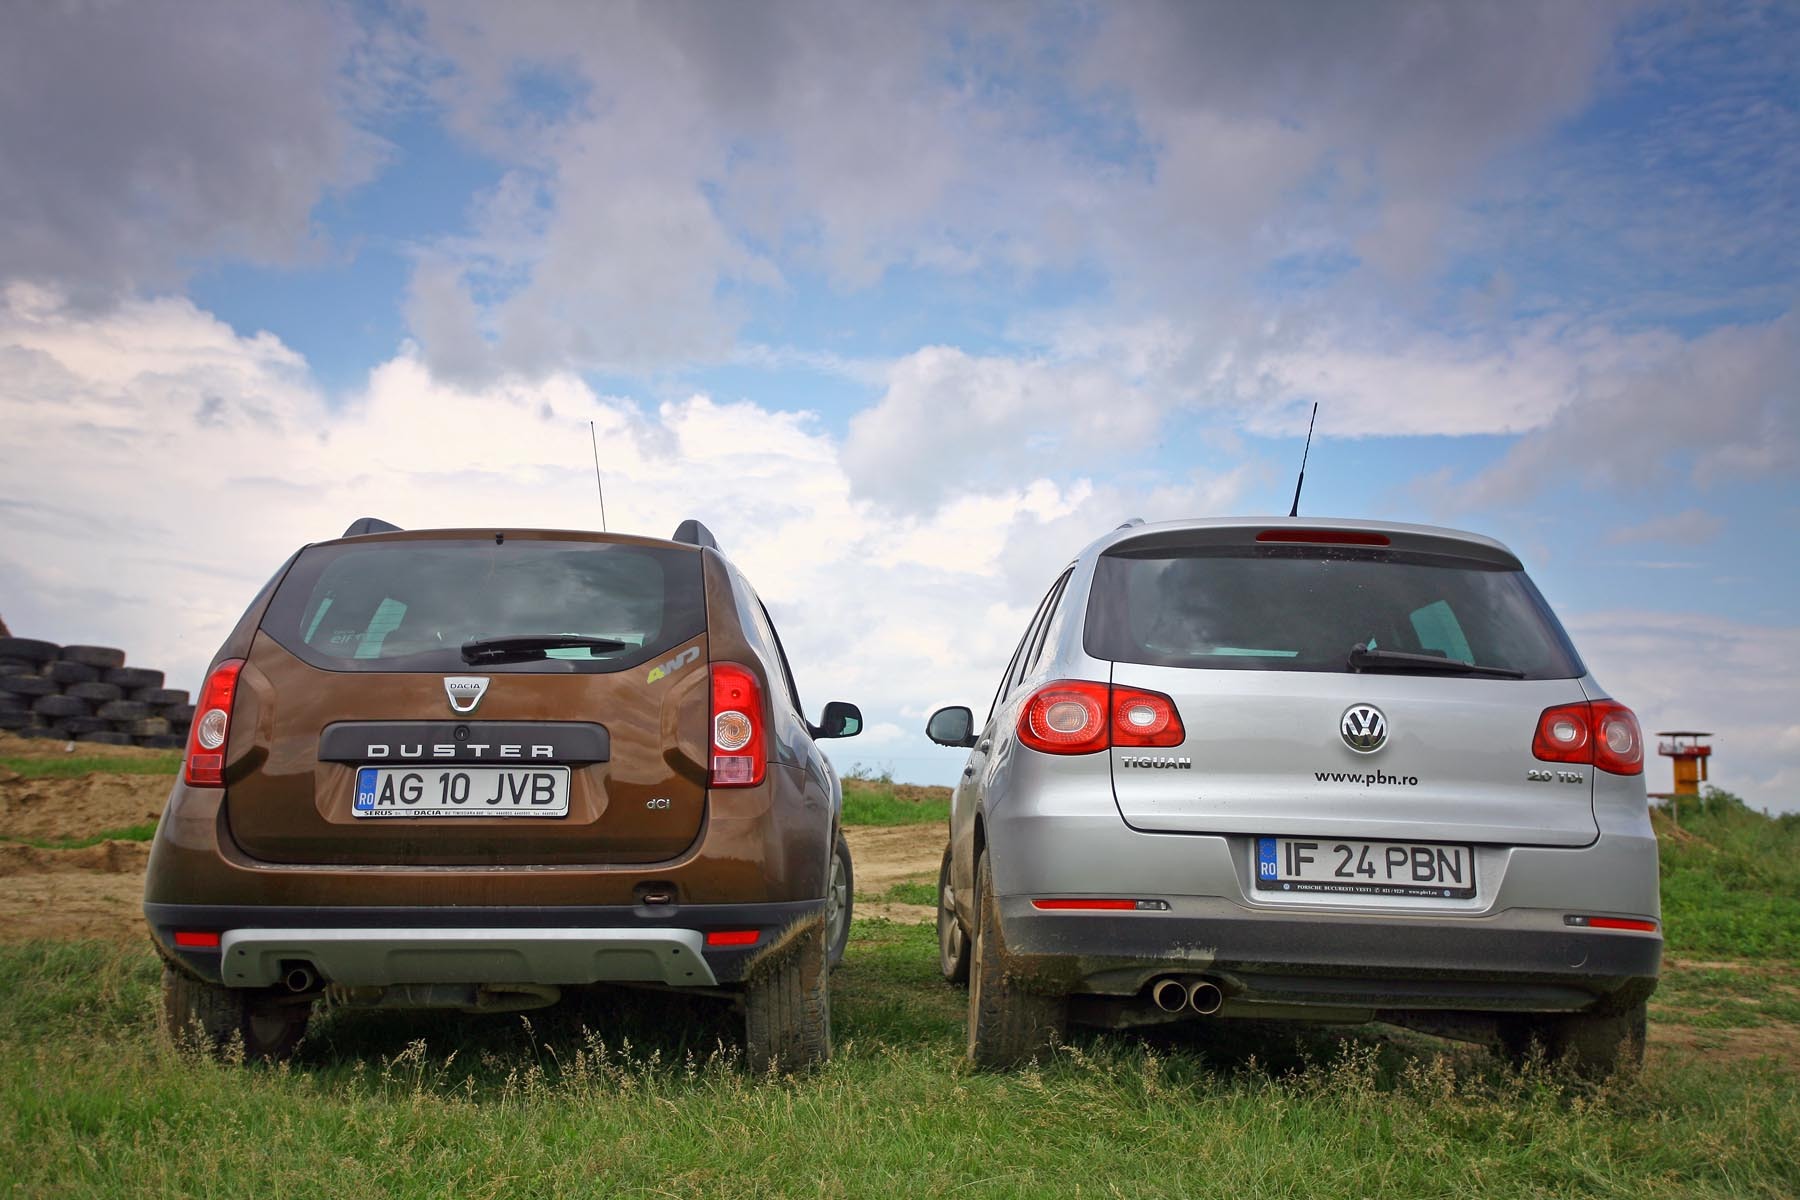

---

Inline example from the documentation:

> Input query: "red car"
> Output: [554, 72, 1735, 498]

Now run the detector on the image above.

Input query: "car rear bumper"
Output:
[146, 899, 821, 989]
[997, 895, 1660, 1014]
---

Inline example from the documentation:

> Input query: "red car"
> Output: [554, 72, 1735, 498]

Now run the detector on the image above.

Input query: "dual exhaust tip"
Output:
[1149, 976, 1223, 1015]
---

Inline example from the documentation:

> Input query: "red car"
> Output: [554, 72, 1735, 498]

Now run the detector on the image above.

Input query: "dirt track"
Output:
[0, 734, 943, 942]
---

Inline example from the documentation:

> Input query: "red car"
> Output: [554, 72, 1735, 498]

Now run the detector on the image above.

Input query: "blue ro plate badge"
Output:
[1256, 836, 1476, 899]
[353, 765, 571, 818]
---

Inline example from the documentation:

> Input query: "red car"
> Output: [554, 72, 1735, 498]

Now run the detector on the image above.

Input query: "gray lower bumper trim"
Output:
[218, 927, 717, 988]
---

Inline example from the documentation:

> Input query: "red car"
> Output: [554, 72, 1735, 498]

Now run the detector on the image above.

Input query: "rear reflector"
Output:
[1256, 529, 1391, 546]
[173, 931, 222, 949]
[705, 929, 761, 947]
[1031, 899, 1169, 912]
[1566, 916, 1658, 932]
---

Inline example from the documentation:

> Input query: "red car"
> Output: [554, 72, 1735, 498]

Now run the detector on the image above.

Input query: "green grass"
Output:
[840, 779, 950, 827]
[0, 751, 182, 779]
[866, 880, 937, 906]
[1651, 963, 1800, 1030]
[0, 822, 158, 850]
[1658, 790, 1800, 965]
[1, 930, 1797, 1198]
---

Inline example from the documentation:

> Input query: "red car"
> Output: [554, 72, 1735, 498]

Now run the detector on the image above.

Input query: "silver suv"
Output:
[927, 517, 1660, 1074]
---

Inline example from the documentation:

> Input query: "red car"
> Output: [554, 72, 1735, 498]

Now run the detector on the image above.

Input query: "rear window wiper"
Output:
[460, 635, 629, 665]
[1346, 645, 1525, 679]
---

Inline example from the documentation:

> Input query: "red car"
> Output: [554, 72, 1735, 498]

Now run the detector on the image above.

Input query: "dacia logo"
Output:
[1120, 756, 1192, 769]
[646, 645, 700, 683]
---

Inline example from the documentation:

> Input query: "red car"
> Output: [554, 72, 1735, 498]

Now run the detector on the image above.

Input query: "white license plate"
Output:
[1255, 836, 1475, 898]
[353, 766, 570, 818]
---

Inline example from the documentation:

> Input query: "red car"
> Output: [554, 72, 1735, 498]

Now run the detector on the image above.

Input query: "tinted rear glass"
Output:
[1085, 544, 1582, 679]
[261, 539, 704, 673]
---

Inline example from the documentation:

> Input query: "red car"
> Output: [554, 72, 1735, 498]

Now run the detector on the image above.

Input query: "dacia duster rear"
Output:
[145, 520, 860, 1069]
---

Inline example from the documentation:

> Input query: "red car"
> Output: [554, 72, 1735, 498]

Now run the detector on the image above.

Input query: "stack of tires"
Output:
[0, 638, 192, 748]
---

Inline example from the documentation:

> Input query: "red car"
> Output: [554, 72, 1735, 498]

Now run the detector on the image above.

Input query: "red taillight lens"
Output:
[1533, 700, 1642, 776]
[183, 659, 244, 788]
[1018, 682, 1109, 754]
[1566, 915, 1658, 932]
[1591, 701, 1644, 776]
[709, 662, 766, 788]
[1018, 681, 1186, 755]
[173, 930, 222, 949]
[1112, 685, 1185, 747]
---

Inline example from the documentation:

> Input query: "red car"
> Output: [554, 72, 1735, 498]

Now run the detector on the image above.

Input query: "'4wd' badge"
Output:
[646, 646, 700, 683]
[444, 676, 490, 714]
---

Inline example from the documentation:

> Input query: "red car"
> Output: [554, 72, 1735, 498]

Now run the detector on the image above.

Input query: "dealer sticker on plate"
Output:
[1256, 836, 1475, 899]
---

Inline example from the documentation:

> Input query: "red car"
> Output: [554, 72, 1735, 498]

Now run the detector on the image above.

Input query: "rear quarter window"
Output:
[1083, 544, 1583, 680]
[261, 538, 705, 673]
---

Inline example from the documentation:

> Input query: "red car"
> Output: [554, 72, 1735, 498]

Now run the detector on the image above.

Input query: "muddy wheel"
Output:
[1498, 998, 1647, 1078]
[825, 831, 853, 966]
[966, 850, 1064, 1069]
[938, 845, 970, 985]
[161, 966, 308, 1061]
[743, 916, 831, 1073]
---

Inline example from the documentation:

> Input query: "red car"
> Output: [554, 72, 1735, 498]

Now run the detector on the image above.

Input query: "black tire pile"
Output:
[0, 637, 192, 749]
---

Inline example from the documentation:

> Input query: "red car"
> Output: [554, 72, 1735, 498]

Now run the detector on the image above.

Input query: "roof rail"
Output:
[342, 517, 402, 537]
[1114, 517, 1146, 531]
[672, 519, 720, 552]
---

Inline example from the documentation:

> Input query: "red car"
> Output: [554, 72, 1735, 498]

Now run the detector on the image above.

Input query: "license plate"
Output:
[353, 766, 570, 818]
[1255, 836, 1475, 898]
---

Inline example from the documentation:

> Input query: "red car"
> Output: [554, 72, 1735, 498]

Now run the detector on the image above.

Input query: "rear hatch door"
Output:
[1091, 526, 1599, 848]
[224, 531, 711, 866]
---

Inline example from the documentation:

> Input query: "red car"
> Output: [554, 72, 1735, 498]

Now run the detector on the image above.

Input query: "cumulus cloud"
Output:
[1608, 509, 1725, 546]
[0, 0, 378, 300]
[0, 290, 1246, 782]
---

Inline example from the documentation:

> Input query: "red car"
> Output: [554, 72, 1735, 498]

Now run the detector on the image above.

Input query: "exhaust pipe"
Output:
[1150, 978, 1188, 1012]
[283, 965, 317, 994]
[1185, 979, 1223, 1015]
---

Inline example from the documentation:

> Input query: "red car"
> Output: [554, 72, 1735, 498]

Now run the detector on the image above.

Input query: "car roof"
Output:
[1083, 516, 1523, 570]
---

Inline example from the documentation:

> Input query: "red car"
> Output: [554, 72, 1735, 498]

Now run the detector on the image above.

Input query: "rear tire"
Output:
[1498, 999, 1647, 1078]
[938, 845, 971, 985]
[826, 831, 853, 966]
[743, 916, 831, 1073]
[160, 966, 308, 1062]
[966, 850, 1064, 1069]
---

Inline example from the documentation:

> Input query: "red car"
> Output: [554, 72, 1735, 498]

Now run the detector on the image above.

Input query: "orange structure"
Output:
[1656, 731, 1713, 797]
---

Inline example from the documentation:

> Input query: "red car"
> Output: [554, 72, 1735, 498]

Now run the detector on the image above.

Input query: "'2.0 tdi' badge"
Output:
[1340, 704, 1387, 753]
[444, 676, 490, 714]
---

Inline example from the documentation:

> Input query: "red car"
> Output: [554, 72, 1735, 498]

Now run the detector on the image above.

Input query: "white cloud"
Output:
[1567, 610, 1800, 813]
[1608, 509, 1724, 546]
[0, 291, 1247, 786]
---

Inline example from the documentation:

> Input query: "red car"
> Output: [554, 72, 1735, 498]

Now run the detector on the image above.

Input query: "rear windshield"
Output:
[261, 538, 705, 674]
[1084, 544, 1583, 679]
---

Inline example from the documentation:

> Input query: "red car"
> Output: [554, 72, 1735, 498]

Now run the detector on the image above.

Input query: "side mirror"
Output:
[926, 705, 977, 748]
[811, 700, 863, 739]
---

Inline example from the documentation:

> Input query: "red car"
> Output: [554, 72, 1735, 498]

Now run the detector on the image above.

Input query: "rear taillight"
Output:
[183, 659, 244, 788]
[1532, 700, 1643, 776]
[1112, 685, 1185, 748]
[1019, 682, 1110, 754]
[709, 662, 766, 787]
[1018, 681, 1185, 755]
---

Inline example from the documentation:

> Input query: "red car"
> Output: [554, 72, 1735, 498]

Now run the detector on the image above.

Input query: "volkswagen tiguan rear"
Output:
[929, 517, 1659, 1073]
[146, 518, 861, 1069]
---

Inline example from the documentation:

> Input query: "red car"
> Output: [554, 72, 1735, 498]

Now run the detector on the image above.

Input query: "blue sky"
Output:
[1, 0, 1795, 806]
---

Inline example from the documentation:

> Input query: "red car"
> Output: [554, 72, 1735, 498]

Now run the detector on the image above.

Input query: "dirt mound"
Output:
[0, 839, 150, 875]
[0, 873, 147, 942]
[0, 772, 169, 840]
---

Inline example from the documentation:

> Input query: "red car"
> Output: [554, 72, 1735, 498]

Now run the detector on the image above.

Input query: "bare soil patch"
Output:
[0, 773, 169, 840]
[0, 872, 146, 942]
[1651, 1021, 1800, 1065]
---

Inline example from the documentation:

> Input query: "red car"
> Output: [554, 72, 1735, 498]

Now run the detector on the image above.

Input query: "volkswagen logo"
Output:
[1340, 703, 1387, 753]
[444, 676, 490, 714]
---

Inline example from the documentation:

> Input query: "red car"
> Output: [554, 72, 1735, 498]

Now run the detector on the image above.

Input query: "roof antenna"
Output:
[1288, 402, 1318, 518]
[588, 420, 608, 532]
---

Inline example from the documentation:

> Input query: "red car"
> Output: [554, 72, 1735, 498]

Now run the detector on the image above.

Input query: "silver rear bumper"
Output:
[218, 927, 718, 988]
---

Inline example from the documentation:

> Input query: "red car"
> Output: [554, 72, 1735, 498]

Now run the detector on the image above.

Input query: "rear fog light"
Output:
[173, 931, 222, 949]
[1032, 899, 1169, 912]
[1565, 916, 1658, 932]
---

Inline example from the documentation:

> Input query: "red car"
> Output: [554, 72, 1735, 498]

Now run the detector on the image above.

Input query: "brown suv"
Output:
[144, 519, 861, 1069]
